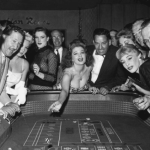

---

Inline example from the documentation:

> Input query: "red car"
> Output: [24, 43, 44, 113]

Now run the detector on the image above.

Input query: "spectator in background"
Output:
[132, 19, 149, 55]
[141, 18, 150, 57]
[28, 27, 58, 90]
[48, 39, 93, 112]
[110, 29, 118, 47]
[0, 25, 25, 118]
[132, 19, 145, 47]
[6, 32, 33, 106]
[88, 28, 127, 95]
[117, 29, 135, 47]
[117, 29, 148, 59]
[51, 30, 68, 89]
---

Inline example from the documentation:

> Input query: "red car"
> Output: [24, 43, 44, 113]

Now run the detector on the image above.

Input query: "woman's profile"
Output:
[116, 44, 150, 111]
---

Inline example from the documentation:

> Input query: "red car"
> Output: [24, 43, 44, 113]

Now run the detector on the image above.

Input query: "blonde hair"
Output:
[116, 44, 141, 60]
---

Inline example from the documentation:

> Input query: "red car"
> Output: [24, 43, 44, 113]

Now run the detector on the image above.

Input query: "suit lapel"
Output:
[96, 49, 113, 80]
[62, 48, 67, 60]
[0, 52, 2, 81]
[0, 57, 9, 94]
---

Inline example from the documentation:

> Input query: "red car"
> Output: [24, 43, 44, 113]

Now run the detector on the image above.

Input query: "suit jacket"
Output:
[139, 58, 150, 90]
[0, 51, 11, 105]
[55, 47, 68, 84]
[88, 45, 127, 90]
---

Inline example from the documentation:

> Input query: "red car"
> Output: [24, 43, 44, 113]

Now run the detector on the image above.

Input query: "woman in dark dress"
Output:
[116, 44, 150, 112]
[28, 27, 58, 90]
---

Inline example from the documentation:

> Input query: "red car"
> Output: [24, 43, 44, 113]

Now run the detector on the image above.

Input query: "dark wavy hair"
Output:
[33, 27, 52, 49]
[33, 27, 49, 38]
[62, 39, 93, 69]
[93, 28, 111, 41]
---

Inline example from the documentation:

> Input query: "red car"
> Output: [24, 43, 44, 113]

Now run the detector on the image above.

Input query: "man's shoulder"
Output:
[141, 58, 150, 70]
[106, 45, 118, 57]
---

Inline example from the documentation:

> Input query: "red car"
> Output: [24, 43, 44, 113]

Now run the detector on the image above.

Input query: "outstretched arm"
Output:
[48, 71, 72, 112]
[6, 59, 29, 105]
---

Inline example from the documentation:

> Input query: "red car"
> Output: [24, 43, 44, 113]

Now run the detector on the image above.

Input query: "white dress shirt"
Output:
[91, 50, 105, 83]
[54, 47, 63, 63]
[1, 52, 5, 64]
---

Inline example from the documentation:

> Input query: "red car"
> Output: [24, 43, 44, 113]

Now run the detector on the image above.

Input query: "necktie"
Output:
[56, 49, 60, 64]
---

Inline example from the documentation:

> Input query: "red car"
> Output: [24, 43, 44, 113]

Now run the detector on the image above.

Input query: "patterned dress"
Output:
[28, 45, 58, 90]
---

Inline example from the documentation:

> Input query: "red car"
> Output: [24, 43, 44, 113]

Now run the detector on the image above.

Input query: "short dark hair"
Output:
[33, 27, 49, 38]
[93, 28, 111, 41]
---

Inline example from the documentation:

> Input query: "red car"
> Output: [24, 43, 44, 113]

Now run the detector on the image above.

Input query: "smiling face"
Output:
[17, 40, 30, 57]
[51, 30, 64, 49]
[120, 51, 141, 73]
[72, 46, 86, 65]
[132, 22, 145, 46]
[119, 36, 135, 46]
[93, 35, 110, 56]
[35, 31, 49, 49]
[141, 25, 150, 48]
[2, 31, 23, 57]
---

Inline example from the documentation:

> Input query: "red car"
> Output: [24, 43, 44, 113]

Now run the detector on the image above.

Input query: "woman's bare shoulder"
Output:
[20, 58, 29, 71]
[64, 67, 74, 75]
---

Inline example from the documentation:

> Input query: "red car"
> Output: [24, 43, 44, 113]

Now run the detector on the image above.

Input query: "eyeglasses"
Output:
[143, 37, 150, 45]
[133, 29, 142, 37]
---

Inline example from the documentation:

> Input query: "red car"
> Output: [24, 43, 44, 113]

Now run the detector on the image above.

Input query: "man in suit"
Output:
[88, 28, 127, 95]
[51, 30, 68, 88]
[0, 25, 24, 118]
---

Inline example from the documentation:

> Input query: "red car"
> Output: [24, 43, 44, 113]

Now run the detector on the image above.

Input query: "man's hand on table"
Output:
[0, 102, 20, 119]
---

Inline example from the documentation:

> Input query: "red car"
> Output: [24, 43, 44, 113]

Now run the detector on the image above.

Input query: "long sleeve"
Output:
[29, 46, 58, 87]
[43, 51, 58, 82]
[139, 59, 150, 90]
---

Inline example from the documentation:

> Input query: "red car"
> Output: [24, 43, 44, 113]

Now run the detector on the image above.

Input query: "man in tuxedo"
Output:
[88, 28, 127, 95]
[51, 30, 68, 88]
